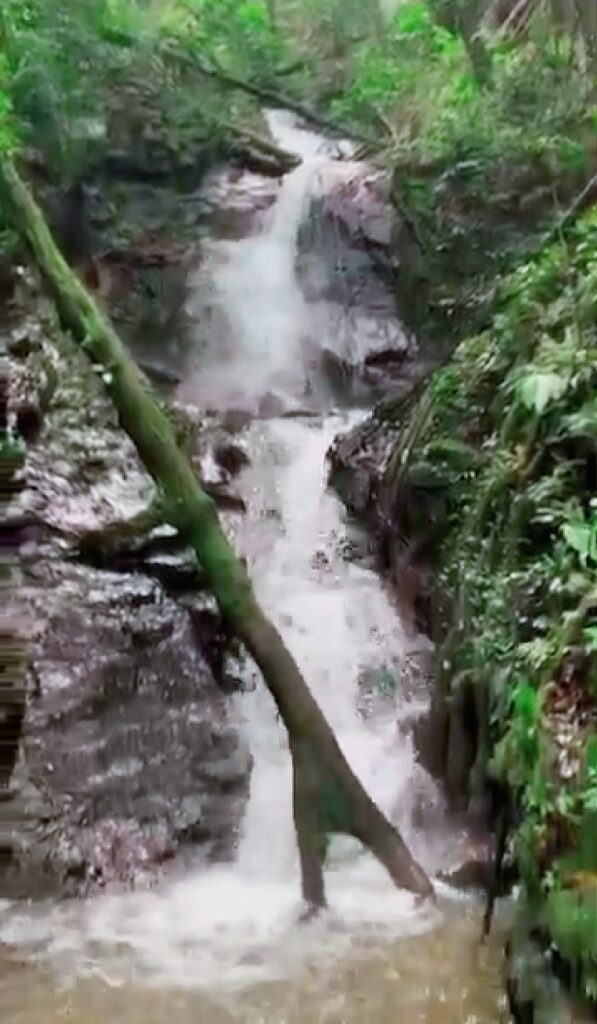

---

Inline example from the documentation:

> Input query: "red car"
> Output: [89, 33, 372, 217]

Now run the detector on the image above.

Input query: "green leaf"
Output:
[562, 515, 597, 565]
[517, 370, 567, 414]
[511, 681, 539, 722]
[583, 626, 597, 653]
[586, 737, 597, 776]
[395, 2, 432, 36]
[557, 138, 589, 174]
[237, 1, 269, 31]
[562, 519, 592, 561]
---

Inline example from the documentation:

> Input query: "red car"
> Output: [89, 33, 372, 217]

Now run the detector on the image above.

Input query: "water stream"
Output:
[0, 111, 510, 1022]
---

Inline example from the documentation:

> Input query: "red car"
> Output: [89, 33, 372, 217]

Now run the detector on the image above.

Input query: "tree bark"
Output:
[265, 0, 277, 30]
[0, 154, 433, 909]
[574, 0, 597, 74]
[431, 1, 493, 84]
[223, 121, 301, 176]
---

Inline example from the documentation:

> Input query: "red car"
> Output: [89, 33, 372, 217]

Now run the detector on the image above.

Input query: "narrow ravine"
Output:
[0, 112, 510, 1023]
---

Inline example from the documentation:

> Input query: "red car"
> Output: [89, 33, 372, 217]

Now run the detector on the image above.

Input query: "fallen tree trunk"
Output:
[227, 123, 300, 167]
[221, 120, 301, 177]
[0, 154, 433, 909]
[160, 42, 384, 151]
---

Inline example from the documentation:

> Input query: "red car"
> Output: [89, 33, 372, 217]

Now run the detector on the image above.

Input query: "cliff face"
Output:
[2, 268, 251, 897]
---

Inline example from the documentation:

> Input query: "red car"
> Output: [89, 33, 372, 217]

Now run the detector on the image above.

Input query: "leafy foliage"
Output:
[326, 2, 593, 170]
[0, 0, 292, 178]
[397, 209, 597, 1000]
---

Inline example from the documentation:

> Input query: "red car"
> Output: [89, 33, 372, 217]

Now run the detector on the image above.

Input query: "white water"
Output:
[0, 111, 476, 1000]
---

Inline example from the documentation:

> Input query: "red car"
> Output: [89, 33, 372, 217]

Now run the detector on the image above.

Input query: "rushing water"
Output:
[0, 111, 510, 1022]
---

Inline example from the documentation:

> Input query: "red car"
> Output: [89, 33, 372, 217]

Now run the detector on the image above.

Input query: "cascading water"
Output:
[0, 111, 510, 1023]
[187, 158, 319, 407]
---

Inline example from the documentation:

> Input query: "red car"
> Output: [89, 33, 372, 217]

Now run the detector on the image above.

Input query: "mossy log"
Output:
[0, 155, 433, 909]
[226, 122, 301, 176]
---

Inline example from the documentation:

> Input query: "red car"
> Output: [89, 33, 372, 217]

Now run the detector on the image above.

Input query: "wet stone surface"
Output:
[2, 286, 251, 897]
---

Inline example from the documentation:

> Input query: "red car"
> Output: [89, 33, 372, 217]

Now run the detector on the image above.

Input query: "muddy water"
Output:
[0, 909, 509, 1022]
[0, 111, 511, 1021]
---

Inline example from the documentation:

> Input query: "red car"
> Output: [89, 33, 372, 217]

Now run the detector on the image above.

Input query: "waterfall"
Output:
[0, 110, 450, 993]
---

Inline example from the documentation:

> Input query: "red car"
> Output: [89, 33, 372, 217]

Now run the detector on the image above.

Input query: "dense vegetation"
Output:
[3, 1, 594, 331]
[1, 0, 596, 1013]
[388, 210, 597, 999]
[1, 2, 595, 171]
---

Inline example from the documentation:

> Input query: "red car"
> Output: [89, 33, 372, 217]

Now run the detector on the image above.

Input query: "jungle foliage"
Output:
[0, 1, 594, 172]
[392, 209, 597, 1000]
[1, 0, 594, 332]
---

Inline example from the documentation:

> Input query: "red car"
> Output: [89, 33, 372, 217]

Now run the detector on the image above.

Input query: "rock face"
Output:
[328, 385, 445, 630]
[296, 164, 419, 401]
[506, 924, 596, 1024]
[2, 276, 250, 897]
[37, 157, 216, 393]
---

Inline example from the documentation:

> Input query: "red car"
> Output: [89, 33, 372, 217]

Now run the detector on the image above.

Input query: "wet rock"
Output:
[506, 925, 594, 1024]
[438, 857, 491, 892]
[206, 487, 247, 513]
[328, 418, 382, 518]
[202, 168, 279, 239]
[281, 154, 441, 410]
[9, 559, 250, 895]
[258, 391, 286, 419]
[7, 351, 57, 443]
[213, 441, 250, 477]
[336, 528, 377, 571]
[138, 359, 182, 388]
[320, 349, 355, 397]
[14, 400, 43, 444]
[185, 596, 227, 676]
[230, 144, 299, 180]
[311, 549, 331, 572]
[328, 375, 446, 583]
[141, 549, 202, 591]
[0, 257, 15, 306]
[76, 507, 174, 570]
[214, 673, 243, 696]
[35, 162, 211, 372]
[1, 302, 251, 897]
[88, 819, 177, 887]
[222, 408, 253, 434]
[7, 322, 44, 358]
[363, 347, 408, 388]
[301, 166, 396, 266]
[281, 407, 320, 420]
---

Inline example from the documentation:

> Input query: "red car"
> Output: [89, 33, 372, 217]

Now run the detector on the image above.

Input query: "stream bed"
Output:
[0, 111, 511, 1023]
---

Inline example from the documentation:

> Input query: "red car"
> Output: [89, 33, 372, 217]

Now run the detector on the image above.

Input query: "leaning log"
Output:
[223, 121, 301, 177]
[0, 154, 433, 910]
[160, 42, 384, 150]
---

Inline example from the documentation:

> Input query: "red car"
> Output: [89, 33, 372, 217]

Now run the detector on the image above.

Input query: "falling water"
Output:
[0, 111, 510, 1023]
[181, 181, 310, 405]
